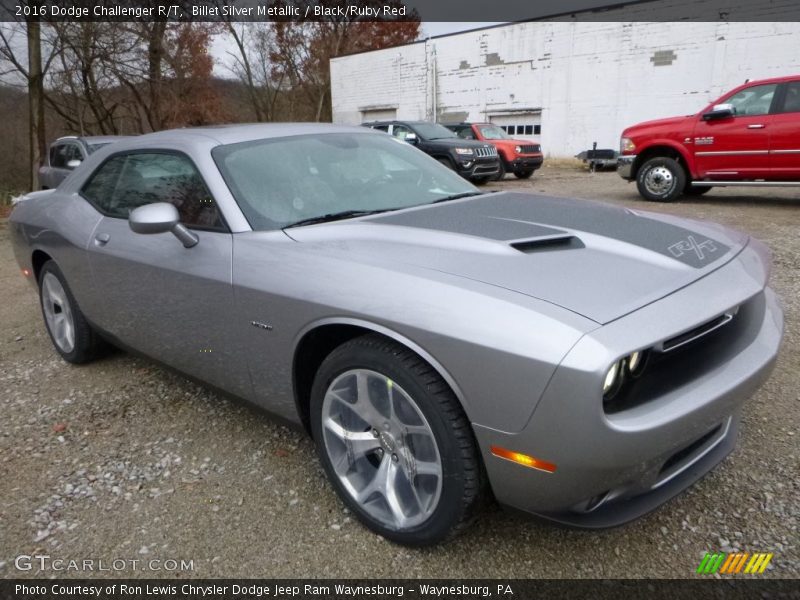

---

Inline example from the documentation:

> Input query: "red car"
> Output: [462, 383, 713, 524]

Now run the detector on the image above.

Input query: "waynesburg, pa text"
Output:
[14, 583, 513, 598]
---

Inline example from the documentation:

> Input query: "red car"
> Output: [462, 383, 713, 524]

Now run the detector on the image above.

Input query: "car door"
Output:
[692, 82, 778, 179]
[81, 151, 252, 398]
[769, 80, 800, 179]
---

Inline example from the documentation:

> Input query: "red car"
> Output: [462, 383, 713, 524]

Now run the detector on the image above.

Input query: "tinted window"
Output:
[50, 144, 70, 168]
[371, 125, 389, 132]
[455, 127, 475, 139]
[392, 124, 412, 140]
[779, 81, 800, 113]
[726, 84, 777, 116]
[411, 122, 457, 140]
[82, 152, 224, 230]
[66, 144, 83, 167]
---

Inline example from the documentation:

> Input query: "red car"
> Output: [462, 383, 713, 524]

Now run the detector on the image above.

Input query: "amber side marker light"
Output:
[21, 268, 31, 277]
[490, 446, 557, 473]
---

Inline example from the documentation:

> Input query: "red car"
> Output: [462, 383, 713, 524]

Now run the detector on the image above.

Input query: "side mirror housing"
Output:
[703, 103, 735, 120]
[66, 159, 82, 169]
[128, 202, 198, 248]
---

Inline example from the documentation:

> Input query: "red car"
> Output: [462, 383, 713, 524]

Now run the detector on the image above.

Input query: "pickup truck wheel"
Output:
[636, 157, 685, 202]
[310, 334, 486, 546]
[514, 169, 534, 179]
[684, 185, 712, 196]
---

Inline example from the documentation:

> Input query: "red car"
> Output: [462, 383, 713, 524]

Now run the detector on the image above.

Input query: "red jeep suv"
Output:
[618, 75, 800, 201]
[445, 122, 544, 179]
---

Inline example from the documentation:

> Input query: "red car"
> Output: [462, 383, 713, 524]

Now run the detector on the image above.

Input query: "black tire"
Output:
[514, 169, 534, 179]
[636, 157, 686, 202]
[38, 260, 106, 364]
[493, 161, 506, 181]
[684, 184, 713, 196]
[310, 334, 486, 546]
[471, 177, 489, 185]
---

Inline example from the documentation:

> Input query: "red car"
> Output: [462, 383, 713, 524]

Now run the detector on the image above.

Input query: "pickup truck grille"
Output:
[475, 146, 498, 158]
[519, 144, 541, 154]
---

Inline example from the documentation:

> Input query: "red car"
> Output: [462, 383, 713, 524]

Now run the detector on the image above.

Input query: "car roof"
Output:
[130, 123, 380, 146]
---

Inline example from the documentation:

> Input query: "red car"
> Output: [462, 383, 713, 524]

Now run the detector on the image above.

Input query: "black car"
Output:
[362, 120, 501, 183]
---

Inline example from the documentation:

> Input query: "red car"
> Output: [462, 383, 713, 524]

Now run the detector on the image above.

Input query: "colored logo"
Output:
[697, 552, 774, 575]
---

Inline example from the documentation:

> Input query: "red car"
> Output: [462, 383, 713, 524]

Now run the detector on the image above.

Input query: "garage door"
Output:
[361, 108, 397, 122]
[489, 113, 542, 141]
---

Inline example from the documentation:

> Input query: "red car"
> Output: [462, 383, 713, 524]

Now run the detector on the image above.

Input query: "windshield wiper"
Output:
[431, 191, 486, 204]
[283, 208, 394, 229]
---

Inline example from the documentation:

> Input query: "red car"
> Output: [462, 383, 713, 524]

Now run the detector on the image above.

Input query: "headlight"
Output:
[514, 145, 522, 154]
[620, 137, 636, 153]
[455, 148, 474, 155]
[603, 361, 623, 396]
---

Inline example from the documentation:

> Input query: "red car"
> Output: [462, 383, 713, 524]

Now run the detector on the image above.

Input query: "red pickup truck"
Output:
[618, 75, 800, 201]
[445, 122, 544, 179]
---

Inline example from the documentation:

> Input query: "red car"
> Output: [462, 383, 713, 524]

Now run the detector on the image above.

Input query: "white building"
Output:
[330, 3, 800, 157]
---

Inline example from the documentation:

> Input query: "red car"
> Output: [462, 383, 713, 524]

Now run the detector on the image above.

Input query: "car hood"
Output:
[623, 114, 694, 134]
[286, 192, 748, 324]
[425, 138, 495, 150]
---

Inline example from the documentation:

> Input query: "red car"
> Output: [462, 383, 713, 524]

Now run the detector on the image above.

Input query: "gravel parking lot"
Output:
[1, 164, 797, 579]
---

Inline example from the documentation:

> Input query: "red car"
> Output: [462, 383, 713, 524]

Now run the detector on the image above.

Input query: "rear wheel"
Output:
[514, 169, 534, 179]
[636, 157, 686, 202]
[310, 334, 486, 546]
[38, 261, 105, 364]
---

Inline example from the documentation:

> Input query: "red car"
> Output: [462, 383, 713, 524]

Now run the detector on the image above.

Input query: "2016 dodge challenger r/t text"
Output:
[10, 124, 783, 546]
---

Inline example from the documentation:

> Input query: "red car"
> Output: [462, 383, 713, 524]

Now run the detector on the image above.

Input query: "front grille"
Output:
[519, 144, 541, 154]
[475, 146, 497, 158]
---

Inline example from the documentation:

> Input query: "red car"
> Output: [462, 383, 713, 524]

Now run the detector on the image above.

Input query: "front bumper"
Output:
[507, 155, 544, 171]
[456, 157, 501, 180]
[617, 154, 637, 180]
[473, 241, 783, 527]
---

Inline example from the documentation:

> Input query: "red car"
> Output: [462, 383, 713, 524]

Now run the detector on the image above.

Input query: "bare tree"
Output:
[0, 15, 58, 189]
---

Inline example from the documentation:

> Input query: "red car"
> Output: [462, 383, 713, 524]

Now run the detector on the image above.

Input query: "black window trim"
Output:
[78, 148, 231, 234]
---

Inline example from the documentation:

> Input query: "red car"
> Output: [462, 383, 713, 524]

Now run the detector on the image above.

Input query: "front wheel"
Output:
[636, 157, 686, 202]
[310, 334, 486, 546]
[514, 169, 534, 179]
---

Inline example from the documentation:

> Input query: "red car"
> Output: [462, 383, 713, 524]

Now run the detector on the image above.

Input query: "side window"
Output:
[65, 144, 83, 168]
[456, 128, 475, 139]
[391, 125, 412, 140]
[82, 153, 224, 230]
[51, 144, 69, 168]
[726, 84, 777, 117]
[779, 81, 800, 113]
[371, 125, 389, 132]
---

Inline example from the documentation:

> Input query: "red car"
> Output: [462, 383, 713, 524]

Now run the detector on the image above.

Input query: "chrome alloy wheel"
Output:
[321, 369, 443, 530]
[643, 165, 676, 196]
[41, 272, 76, 353]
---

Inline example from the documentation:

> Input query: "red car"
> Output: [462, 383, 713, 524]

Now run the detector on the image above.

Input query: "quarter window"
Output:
[726, 84, 777, 117]
[81, 152, 224, 230]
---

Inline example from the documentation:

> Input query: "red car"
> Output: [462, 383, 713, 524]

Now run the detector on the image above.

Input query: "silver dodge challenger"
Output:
[9, 124, 783, 546]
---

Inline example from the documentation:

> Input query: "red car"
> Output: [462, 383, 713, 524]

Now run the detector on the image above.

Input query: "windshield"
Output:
[411, 123, 458, 140]
[476, 125, 511, 140]
[212, 133, 478, 231]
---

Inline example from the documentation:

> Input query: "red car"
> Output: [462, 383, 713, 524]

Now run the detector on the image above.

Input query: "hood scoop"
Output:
[510, 235, 584, 254]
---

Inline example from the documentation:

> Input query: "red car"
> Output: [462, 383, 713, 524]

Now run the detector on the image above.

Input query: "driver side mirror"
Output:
[404, 133, 419, 144]
[66, 159, 82, 169]
[128, 202, 198, 248]
[703, 103, 735, 120]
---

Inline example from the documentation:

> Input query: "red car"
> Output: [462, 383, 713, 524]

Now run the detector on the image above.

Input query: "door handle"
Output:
[747, 124, 766, 129]
[94, 233, 110, 246]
